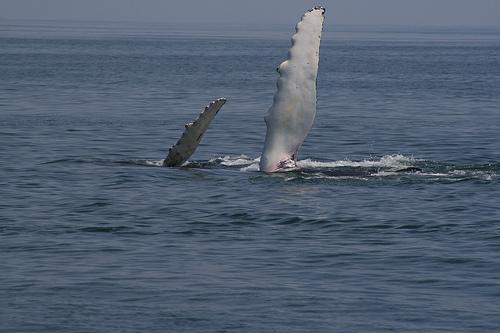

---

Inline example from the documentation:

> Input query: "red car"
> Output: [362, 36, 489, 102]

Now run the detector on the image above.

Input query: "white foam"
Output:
[148, 159, 165, 167]
[218, 155, 258, 166]
[240, 163, 260, 172]
[206, 155, 260, 171]
[297, 154, 420, 169]
[157, 154, 423, 173]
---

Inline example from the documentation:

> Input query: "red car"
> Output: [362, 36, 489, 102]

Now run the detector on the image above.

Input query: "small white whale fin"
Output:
[163, 98, 226, 167]
[260, 7, 325, 172]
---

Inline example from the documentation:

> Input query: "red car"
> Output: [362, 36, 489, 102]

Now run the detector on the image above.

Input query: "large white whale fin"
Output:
[260, 7, 325, 172]
[163, 98, 226, 167]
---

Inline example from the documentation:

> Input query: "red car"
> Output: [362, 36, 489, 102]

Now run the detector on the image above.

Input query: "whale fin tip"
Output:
[163, 98, 226, 167]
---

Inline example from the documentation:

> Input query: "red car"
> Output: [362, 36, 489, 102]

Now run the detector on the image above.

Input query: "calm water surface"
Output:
[1, 20, 499, 332]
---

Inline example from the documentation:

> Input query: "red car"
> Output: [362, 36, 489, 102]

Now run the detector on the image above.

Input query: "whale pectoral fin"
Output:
[163, 98, 226, 167]
[260, 7, 325, 172]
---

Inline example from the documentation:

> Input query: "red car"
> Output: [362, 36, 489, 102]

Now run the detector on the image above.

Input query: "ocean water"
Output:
[1, 20, 499, 332]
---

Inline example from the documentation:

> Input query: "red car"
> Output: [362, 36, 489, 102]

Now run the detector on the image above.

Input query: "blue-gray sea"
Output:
[1, 20, 499, 332]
